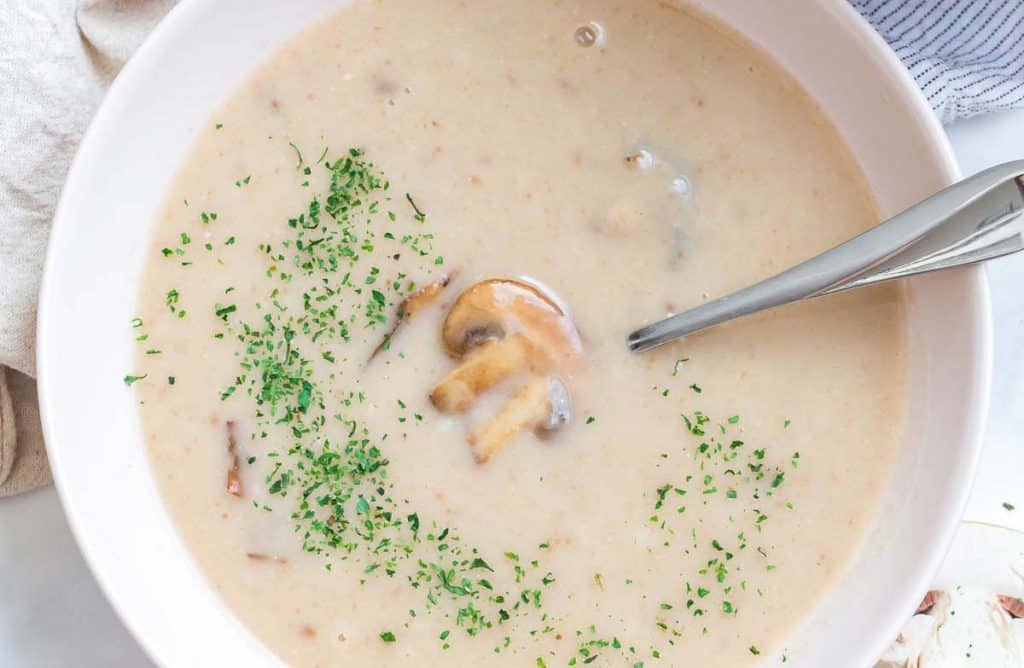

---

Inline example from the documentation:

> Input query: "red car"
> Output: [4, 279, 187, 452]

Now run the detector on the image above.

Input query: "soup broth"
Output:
[134, 1, 906, 665]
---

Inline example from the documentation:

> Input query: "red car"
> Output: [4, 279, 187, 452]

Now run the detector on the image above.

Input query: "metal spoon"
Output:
[627, 161, 1024, 353]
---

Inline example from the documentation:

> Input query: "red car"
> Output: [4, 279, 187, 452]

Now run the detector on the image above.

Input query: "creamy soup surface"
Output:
[135, 0, 907, 665]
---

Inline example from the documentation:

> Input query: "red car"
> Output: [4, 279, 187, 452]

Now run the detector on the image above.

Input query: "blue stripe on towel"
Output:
[852, 0, 1024, 122]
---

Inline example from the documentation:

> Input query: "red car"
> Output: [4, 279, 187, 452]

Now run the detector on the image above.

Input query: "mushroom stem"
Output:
[430, 334, 532, 412]
[468, 376, 552, 464]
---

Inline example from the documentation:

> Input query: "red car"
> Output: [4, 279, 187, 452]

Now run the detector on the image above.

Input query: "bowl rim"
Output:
[810, 1, 991, 663]
[35, 0, 992, 665]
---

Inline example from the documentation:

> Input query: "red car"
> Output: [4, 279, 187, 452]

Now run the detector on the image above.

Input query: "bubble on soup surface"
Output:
[671, 174, 692, 199]
[625, 149, 654, 170]
[538, 378, 572, 432]
[574, 22, 605, 48]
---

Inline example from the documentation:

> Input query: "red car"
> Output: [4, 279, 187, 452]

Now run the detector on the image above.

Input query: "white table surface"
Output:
[2, 110, 1022, 667]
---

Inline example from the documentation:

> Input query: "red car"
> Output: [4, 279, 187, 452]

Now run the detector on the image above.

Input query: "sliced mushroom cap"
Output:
[440, 278, 581, 362]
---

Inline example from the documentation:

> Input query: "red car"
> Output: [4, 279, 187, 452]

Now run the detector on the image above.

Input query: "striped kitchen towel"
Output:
[853, 0, 1024, 123]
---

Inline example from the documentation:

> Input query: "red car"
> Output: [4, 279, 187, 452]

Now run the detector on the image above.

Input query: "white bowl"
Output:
[36, 1, 991, 665]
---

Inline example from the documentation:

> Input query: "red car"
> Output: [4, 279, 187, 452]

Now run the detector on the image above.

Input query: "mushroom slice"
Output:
[246, 552, 288, 564]
[225, 420, 243, 497]
[368, 273, 454, 363]
[429, 334, 533, 412]
[430, 277, 582, 463]
[441, 278, 581, 361]
[402, 274, 452, 316]
[468, 376, 556, 464]
[431, 278, 581, 413]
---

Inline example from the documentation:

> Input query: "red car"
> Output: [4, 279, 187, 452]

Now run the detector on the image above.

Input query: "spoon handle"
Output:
[627, 161, 1024, 353]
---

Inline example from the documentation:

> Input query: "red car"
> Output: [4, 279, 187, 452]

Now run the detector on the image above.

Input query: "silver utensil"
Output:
[627, 161, 1024, 353]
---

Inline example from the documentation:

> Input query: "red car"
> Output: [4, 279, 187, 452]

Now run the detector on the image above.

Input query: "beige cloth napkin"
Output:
[0, 0, 176, 497]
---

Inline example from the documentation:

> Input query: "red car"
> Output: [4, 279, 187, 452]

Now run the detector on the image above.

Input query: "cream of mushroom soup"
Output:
[131, 0, 907, 665]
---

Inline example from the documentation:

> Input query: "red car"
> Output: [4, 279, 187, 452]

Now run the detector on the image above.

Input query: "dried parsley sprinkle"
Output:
[165, 289, 186, 318]
[214, 303, 237, 320]
[406, 193, 426, 222]
[184, 144, 616, 658]
[379, 631, 396, 642]
[123, 374, 147, 386]
[288, 141, 304, 167]
[1003, 502, 1016, 511]
[649, 362, 797, 644]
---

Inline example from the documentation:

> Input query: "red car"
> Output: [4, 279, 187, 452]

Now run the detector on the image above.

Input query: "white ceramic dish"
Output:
[36, 1, 991, 665]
